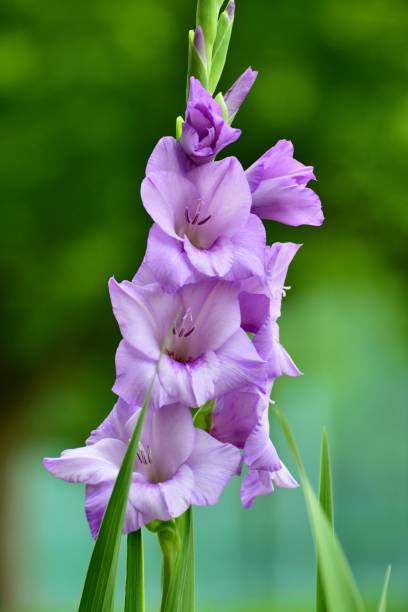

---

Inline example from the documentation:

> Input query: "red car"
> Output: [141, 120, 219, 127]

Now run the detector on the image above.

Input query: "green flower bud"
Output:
[208, 1, 235, 93]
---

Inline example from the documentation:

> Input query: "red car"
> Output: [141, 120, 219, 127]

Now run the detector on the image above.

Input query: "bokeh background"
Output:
[1, 0, 407, 609]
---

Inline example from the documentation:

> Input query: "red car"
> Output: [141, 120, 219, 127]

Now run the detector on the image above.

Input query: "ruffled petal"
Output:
[187, 429, 241, 505]
[87, 398, 139, 445]
[243, 409, 281, 471]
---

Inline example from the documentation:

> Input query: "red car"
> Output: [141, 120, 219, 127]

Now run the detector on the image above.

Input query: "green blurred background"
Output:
[1, 0, 407, 609]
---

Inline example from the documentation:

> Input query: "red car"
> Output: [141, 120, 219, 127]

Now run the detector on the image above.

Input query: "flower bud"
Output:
[196, 0, 219, 58]
[208, 0, 235, 93]
[186, 28, 208, 96]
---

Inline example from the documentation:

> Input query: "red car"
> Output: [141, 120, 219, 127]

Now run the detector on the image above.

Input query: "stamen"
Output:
[197, 214, 212, 226]
[185, 208, 191, 224]
[183, 326, 195, 338]
[178, 328, 185, 337]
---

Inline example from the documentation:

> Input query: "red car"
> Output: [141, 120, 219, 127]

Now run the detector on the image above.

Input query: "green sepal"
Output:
[176, 116, 184, 140]
[214, 92, 229, 122]
[192, 400, 215, 432]
[187, 30, 208, 98]
[196, 0, 219, 59]
[208, 8, 234, 93]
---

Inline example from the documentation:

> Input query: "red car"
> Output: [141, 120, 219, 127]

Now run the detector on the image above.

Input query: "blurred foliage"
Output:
[0, 0, 407, 610]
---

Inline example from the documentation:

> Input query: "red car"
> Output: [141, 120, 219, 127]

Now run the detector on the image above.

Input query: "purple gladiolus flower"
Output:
[211, 387, 298, 508]
[224, 67, 258, 120]
[180, 77, 241, 164]
[109, 277, 266, 409]
[141, 145, 265, 290]
[44, 400, 241, 537]
[246, 140, 324, 226]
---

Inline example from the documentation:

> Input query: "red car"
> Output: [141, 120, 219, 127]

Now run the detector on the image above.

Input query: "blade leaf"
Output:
[125, 530, 145, 612]
[378, 565, 392, 612]
[316, 429, 334, 612]
[274, 406, 366, 612]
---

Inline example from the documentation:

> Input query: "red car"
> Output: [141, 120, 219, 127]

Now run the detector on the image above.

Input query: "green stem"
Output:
[157, 523, 181, 612]
[125, 530, 145, 612]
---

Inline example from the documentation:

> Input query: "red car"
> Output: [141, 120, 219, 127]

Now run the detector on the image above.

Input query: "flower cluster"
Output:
[44, 71, 323, 536]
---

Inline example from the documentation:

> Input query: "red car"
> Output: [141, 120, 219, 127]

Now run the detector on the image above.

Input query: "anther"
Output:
[197, 214, 212, 226]
[183, 326, 195, 338]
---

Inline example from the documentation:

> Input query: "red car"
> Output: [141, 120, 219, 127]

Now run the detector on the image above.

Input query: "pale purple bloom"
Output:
[180, 77, 241, 164]
[44, 399, 241, 537]
[211, 387, 298, 508]
[141, 147, 265, 291]
[224, 67, 258, 120]
[109, 277, 265, 409]
[246, 140, 324, 226]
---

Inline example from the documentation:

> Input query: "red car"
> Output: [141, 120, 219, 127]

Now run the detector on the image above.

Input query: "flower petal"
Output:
[145, 224, 197, 292]
[265, 242, 301, 320]
[243, 409, 281, 471]
[43, 438, 125, 485]
[228, 214, 266, 280]
[187, 157, 251, 243]
[183, 234, 234, 277]
[150, 404, 195, 481]
[212, 387, 263, 448]
[239, 291, 269, 333]
[141, 170, 199, 239]
[251, 176, 323, 226]
[180, 279, 241, 355]
[224, 67, 258, 119]
[87, 399, 139, 445]
[113, 340, 169, 408]
[253, 319, 301, 380]
[187, 429, 241, 505]
[109, 277, 179, 359]
[158, 351, 219, 407]
[146, 136, 192, 174]
[214, 328, 266, 396]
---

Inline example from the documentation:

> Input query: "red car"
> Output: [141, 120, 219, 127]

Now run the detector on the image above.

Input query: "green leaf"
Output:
[274, 406, 366, 612]
[378, 565, 392, 612]
[316, 429, 334, 612]
[125, 530, 145, 612]
[157, 509, 195, 612]
[208, 7, 234, 93]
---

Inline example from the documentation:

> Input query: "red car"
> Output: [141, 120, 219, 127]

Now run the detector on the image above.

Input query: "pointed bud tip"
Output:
[194, 25, 206, 61]
[227, 1, 235, 20]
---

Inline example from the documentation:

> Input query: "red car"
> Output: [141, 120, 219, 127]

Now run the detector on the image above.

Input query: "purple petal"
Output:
[180, 279, 241, 354]
[85, 482, 117, 538]
[158, 351, 220, 407]
[246, 140, 323, 226]
[146, 136, 192, 175]
[113, 340, 169, 408]
[251, 176, 324, 226]
[214, 328, 266, 396]
[187, 429, 241, 505]
[109, 278, 179, 359]
[183, 234, 234, 277]
[193, 26, 206, 61]
[211, 387, 264, 448]
[145, 224, 197, 292]
[141, 170, 199, 239]
[187, 157, 251, 243]
[243, 409, 281, 471]
[224, 67, 258, 119]
[43, 438, 125, 485]
[228, 214, 266, 280]
[253, 318, 302, 380]
[239, 291, 269, 334]
[265, 242, 301, 320]
[149, 404, 195, 481]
